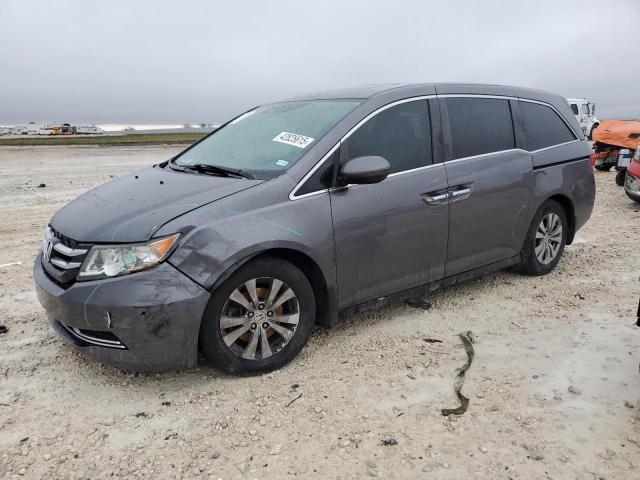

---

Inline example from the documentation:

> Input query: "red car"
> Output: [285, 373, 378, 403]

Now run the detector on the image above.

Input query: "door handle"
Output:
[421, 192, 448, 205]
[449, 187, 471, 198]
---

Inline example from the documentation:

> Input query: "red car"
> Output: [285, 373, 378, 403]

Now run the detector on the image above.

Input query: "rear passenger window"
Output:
[445, 98, 515, 159]
[570, 104, 579, 115]
[342, 100, 431, 174]
[521, 101, 577, 151]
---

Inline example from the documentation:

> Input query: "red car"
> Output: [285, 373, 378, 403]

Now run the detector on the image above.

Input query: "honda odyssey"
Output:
[34, 83, 595, 373]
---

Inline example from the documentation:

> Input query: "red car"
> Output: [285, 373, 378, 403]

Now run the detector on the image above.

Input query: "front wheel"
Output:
[199, 258, 315, 374]
[517, 200, 568, 276]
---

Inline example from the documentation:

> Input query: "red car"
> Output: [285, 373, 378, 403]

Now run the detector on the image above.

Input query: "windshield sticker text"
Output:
[273, 132, 315, 149]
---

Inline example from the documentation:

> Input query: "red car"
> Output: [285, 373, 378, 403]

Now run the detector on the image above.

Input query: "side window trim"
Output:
[289, 94, 580, 200]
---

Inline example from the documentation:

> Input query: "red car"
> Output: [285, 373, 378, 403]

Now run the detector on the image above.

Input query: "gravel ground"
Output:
[0, 145, 639, 480]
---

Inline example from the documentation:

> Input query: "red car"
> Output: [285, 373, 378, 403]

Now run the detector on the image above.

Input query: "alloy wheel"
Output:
[219, 277, 300, 360]
[534, 212, 563, 264]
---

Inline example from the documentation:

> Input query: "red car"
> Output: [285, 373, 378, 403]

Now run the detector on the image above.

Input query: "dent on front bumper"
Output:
[34, 256, 211, 371]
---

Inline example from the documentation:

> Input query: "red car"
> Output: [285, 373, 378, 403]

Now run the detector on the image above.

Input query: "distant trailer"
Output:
[75, 125, 103, 134]
[0, 127, 11, 136]
[12, 125, 39, 135]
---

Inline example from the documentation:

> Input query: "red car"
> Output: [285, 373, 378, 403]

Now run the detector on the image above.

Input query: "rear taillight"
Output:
[590, 151, 609, 168]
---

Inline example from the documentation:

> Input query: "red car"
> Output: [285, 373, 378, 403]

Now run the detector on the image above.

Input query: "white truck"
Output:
[566, 97, 599, 140]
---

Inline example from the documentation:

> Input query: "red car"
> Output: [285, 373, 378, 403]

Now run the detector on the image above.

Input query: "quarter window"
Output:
[521, 101, 577, 151]
[570, 104, 579, 115]
[295, 149, 337, 196]
[445, 98, 515, 159]
[341, 100, 432, 174]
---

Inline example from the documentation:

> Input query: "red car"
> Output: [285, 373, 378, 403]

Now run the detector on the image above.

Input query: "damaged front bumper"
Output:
[34, 257, 211, 371]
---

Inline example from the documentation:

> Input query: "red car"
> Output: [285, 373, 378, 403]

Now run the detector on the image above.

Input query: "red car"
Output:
[625, 154, 640, 203]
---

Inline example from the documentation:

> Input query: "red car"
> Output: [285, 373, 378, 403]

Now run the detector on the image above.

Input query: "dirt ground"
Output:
[0, 145, 638, 480]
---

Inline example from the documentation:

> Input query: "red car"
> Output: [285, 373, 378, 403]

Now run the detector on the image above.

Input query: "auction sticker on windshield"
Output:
[273, 132, 315, 148]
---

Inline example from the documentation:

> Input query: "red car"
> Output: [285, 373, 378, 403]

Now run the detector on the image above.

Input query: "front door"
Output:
[330, 99, 449, 308]
[440, 96, 533, 276]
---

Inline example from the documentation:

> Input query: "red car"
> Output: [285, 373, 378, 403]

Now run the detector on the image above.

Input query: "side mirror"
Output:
[339, 156, 391, 185]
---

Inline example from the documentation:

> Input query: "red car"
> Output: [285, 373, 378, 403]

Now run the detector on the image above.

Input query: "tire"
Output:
[199, 258, 315, 374]
[588, 124, 599, 141]
[518, 200, 568, 276]
[615, 169, 626, 187]
[594, 163, 611, 171]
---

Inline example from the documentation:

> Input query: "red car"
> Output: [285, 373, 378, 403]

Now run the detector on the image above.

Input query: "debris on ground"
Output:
[37, 183, 46, 188]
[381, 438, 398, 446]
[568, 385, 582, 396]
[285, 393, 302, 407]
[0, 262, 22, 268]
[423, 338, 442, 343]
[405, 298, 432, 310]
[0, 325, 8, 334]
[441, 331, 475, 416]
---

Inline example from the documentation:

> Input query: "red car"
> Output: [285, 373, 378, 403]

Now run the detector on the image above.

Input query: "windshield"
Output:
[174, 99, 362, 180]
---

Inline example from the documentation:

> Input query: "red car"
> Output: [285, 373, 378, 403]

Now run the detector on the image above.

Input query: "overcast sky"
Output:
[1, 0, 639, 124]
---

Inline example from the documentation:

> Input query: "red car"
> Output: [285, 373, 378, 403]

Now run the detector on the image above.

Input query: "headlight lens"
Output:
[78, 234, 180, 280]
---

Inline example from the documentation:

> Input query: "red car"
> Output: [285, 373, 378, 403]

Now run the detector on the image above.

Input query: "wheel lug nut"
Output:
[251, 323, 257, 330]
[248, 312, 254, 318]
[258, 303, 264, 310]
[262, 322, 269, 329]
[267, 311, 273, 317]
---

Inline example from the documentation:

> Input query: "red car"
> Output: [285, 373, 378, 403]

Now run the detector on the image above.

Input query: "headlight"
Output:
[78, 234, 180, 280]
[626, 171, 640, 191]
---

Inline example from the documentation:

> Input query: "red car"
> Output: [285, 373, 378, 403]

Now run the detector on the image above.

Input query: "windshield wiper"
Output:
[171, 160, 254, 179]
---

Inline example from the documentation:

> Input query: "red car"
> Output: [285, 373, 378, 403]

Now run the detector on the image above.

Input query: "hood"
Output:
[50, 165, 262, 243]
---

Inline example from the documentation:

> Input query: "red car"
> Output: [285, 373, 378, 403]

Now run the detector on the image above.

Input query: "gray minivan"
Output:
[34, 83, 595, 373]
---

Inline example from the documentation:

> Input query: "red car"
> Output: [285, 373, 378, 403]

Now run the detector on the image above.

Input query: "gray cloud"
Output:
[1, 0, 638, 123]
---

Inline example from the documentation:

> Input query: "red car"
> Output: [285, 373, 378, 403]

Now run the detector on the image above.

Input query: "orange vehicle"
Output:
[591, 120, 640, 177]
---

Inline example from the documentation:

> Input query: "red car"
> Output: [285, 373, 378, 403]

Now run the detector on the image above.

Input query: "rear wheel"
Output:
[517, 200, 568, 276]
[615, 169, 626, 187]
[200, 258, 315, 374]
[594, 163, 611, 171]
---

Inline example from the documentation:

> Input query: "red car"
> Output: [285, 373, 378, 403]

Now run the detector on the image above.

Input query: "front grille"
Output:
[42, 227, 92, 287]
[61, 323, 126, 349]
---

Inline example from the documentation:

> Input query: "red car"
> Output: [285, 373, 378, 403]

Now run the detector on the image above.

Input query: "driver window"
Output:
[341, 100, 432, 174]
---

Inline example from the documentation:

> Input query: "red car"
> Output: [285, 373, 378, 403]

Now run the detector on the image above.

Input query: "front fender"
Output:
[157, 177, 336, 302]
